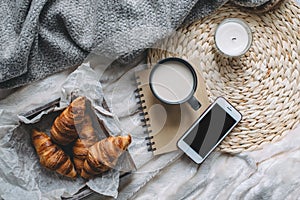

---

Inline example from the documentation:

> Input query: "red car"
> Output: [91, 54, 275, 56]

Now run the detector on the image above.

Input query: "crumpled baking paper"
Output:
[0, 62, 136, 199]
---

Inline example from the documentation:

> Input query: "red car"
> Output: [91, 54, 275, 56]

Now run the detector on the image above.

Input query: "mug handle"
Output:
[187, 96, 201, 110]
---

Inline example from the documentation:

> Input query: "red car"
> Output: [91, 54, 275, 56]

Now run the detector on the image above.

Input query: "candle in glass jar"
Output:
[215, 18, 252, 57]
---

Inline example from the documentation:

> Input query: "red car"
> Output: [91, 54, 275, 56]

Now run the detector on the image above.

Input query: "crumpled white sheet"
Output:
[0, 48, 300, 199]
[121, 125, 300, 200]
[94, 53, 300, 200]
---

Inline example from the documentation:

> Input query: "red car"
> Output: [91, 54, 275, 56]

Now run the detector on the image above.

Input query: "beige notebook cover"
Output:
[135, 59, 210, 155]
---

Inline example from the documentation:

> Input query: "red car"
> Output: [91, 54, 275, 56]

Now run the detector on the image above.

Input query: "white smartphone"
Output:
[177, 97, 242, 164]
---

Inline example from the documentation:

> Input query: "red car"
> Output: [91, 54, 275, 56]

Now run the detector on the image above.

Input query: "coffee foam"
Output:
[151, 61, 194, 103]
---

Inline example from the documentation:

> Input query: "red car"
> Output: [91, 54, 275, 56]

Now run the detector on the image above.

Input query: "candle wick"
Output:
[232, 37, 237, 41]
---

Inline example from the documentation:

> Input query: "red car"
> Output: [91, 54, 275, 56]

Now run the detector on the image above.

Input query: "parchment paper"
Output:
[0, 63, 136, 199]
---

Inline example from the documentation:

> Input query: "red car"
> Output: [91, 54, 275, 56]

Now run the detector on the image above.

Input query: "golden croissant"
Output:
[73, 115, 99, 174]
[81, 135, 131, 179]
[50, 96, 86, 145]
[32, 129, 77, 178]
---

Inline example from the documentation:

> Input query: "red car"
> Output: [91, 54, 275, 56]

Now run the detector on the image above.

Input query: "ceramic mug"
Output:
[149, 57, 201, 110]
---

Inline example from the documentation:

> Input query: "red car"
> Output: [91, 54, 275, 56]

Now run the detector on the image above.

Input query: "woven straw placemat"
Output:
[147, 0, 300, 153]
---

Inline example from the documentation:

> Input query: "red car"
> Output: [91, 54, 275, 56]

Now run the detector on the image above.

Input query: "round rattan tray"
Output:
[147, 0, 300, 153]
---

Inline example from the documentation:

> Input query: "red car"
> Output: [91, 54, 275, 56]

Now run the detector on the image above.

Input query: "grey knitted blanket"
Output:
[0, 0, 269, 89]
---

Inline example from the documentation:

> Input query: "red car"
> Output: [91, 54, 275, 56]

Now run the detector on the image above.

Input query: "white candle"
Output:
[215, 18, 252, 57]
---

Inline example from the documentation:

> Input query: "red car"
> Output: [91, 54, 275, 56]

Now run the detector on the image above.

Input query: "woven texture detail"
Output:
[148, 0, 300, 153]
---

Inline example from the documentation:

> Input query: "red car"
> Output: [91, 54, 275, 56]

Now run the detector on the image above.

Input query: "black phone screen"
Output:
[183, 104, 236, 157]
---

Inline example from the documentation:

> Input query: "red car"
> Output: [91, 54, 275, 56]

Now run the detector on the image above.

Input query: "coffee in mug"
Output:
[149, 57, 201, 110]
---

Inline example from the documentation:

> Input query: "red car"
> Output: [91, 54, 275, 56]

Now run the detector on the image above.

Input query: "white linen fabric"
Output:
[91, 53, 300, 199]
[0, 51, 299, 200]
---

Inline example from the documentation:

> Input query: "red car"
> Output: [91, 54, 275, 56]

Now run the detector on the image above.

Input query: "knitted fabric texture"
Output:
[0, 0, 270, 88]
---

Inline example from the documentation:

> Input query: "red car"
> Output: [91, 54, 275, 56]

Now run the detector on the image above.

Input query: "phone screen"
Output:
[183, 103, 236, 157]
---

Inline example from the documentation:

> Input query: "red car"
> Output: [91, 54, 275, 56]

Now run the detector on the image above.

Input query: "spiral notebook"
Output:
[135, 59, 210, 155]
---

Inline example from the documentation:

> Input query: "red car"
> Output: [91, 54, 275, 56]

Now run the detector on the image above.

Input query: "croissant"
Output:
[50, 96, 86, 145]
[73, 115, 99, 174]
[81, 135, 131, 179]
[31, 129, 77, 178]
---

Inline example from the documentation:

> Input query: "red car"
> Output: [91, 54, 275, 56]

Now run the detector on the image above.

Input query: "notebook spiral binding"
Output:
[135, 76, 156, 152]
